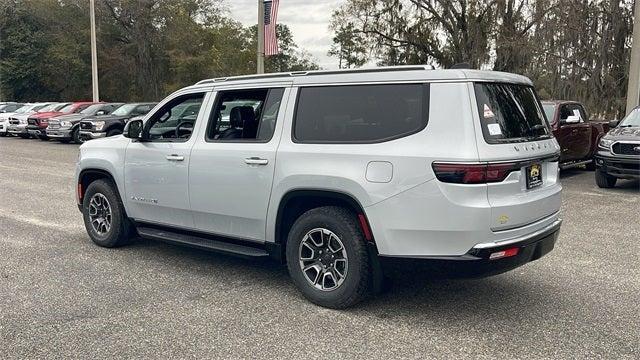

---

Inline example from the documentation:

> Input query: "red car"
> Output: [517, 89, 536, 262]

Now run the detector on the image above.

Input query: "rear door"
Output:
[471, 82, 562, 231]
[188, 85, 290, 241]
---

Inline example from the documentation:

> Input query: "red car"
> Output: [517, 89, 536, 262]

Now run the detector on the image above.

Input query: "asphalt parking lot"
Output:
[0, 136, 638, 359]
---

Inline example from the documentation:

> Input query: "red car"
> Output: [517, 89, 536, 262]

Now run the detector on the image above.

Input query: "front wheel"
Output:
[595, 169, 617, 188]
[286, 206, 371, 309]
[72, 128, 83, 144]
[82, 179, 134, 247]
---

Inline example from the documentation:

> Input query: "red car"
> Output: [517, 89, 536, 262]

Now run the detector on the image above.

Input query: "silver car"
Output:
[76, 66, 562, 308]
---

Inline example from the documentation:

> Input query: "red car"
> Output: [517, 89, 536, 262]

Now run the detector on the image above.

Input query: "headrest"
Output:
[229, 106, 255, 128]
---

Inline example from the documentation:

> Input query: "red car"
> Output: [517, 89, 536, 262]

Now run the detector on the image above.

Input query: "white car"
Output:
[76, 66, 563, 308]
[6, 103, 52, 138]
[0, 103, 31, 136]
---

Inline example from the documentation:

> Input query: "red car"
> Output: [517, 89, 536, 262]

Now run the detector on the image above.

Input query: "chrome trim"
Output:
[473, 219, 562, 249]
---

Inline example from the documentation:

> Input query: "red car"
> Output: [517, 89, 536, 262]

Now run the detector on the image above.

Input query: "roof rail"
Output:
[195, 65, 436, 85]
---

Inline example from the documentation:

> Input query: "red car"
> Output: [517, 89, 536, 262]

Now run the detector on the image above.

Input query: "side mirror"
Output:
[560, 115, 580, 125]
[124, 119, 144, 139]
[608, 119, 619, 128]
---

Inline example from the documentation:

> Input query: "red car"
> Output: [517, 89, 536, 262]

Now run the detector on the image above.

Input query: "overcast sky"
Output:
[226, 0, 343, 69]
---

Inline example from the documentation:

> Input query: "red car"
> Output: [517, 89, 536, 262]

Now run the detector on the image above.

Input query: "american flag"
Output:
[264, 0, 280, 56]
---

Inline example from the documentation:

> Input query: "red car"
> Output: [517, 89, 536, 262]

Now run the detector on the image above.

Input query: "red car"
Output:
[27, 102, 95, 140]
[542, 100, 610, 169]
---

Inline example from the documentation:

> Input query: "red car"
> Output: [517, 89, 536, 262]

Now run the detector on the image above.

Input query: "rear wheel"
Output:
[38, 135, 48, 141]
[82, 179, 134, 247]
[595, 169, 617, 188]
[286, 206, 371, 309]
[19, 134, 29, 139]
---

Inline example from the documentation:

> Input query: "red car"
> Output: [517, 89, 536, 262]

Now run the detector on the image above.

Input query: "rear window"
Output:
[474, 83, 551, 143]
[294, 84, 429, 143]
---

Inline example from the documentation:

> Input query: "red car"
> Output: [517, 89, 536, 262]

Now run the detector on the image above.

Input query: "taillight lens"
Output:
[432, 162, 519, 184]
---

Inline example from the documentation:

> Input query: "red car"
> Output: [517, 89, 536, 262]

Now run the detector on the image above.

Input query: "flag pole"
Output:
[626, 0, 640, 114]
[257, 0, 265, 74]
[89, 0, 99, 101]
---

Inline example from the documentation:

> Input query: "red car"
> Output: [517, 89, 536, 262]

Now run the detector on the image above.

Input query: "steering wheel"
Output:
[175, 121, 194, 139]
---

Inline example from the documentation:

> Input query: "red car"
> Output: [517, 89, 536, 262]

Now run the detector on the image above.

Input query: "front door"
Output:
[189, 86, 289, 241]
[124, 91, 209, 228]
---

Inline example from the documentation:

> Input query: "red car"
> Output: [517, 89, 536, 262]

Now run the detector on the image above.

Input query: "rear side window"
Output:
[294, 84, 429, 143]
[474, 83, 552, 143]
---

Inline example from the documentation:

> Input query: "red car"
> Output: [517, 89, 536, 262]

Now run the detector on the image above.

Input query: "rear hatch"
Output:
[472, 82, 562, 231]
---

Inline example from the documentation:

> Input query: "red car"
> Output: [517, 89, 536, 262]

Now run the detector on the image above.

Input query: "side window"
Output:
[145, 93, 205, 142]
[206, 88, 284, 142]
[294, 84, 429, 143]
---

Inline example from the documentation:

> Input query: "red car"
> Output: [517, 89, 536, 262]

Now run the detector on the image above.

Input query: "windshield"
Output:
[474, 83, 551, 143]
[14, 105, 32, 113]
[80, 104, 104, 115]
[59, 104, 75, 113]
[111, 104, 136, 116]
[619, 108, 640, 127]
[36, 103, 58, 112]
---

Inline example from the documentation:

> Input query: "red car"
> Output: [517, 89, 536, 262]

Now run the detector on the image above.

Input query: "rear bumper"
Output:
[380, 219, 561, 278]
[79, 130, 106, 140]
[595, 153, 640, 179]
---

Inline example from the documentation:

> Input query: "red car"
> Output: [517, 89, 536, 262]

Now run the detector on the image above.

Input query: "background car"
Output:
[542, 100, 609, 170]
[80, 102, 156, 141]
[47, 103, 123, 143]
[7, 103, 53, 138]
[27, 101, 94, 140]
[594, 107, 640, 187]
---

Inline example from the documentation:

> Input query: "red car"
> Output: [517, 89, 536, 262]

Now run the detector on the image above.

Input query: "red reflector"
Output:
[77, 183, 83, 204]
[357, 214, 373, 241]
[489, 247, 519, 260]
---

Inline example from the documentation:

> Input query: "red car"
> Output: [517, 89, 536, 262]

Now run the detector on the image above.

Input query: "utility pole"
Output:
[626, 0, 640, 114]
[90, 0, 100, 101]
[257, 0, 265, 74]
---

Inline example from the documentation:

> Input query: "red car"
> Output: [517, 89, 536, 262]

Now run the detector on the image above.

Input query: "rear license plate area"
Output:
[526, 163, 543, 189]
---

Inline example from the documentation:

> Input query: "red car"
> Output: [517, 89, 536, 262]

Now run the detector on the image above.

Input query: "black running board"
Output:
[136, 226, 269, 258]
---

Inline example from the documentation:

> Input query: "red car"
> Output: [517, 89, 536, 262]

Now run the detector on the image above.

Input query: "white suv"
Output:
[76, 66, 562, 308]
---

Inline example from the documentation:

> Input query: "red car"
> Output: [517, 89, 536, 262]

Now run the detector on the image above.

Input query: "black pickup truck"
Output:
[594, 107, 640, 188]
[79, 102, 155, 141]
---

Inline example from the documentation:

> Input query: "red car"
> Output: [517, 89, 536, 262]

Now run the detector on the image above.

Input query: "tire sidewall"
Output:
[286, 207, 368, 307]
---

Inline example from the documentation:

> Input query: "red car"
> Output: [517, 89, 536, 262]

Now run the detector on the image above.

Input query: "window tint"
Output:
[474, 83, 551, 143]
[206, 88, 284, 142]
[146, 94, 204, 142]
[294, 84, 429, 143]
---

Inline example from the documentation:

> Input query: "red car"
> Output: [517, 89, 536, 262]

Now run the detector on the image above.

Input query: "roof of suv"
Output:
[188, 66, 533, 91]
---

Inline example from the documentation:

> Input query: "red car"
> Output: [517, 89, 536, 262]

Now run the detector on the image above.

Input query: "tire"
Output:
[286, 206, 371, 309]
[38, 135, 48, 141]
[595, 169, 617, 188]
[585, 159, 596, 171]
[72, 127, 83, 144]
[19, 134, 29, 139]
[82, 179, 134, 248]
[106, 129, 122, 137]
[0, 132, 5, 137]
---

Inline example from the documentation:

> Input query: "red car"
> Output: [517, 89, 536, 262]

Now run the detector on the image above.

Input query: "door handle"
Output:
[166, 154, 185, 162]
[244, 157, 269, 165]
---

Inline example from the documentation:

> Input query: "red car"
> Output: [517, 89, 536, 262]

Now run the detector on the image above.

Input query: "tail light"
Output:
[432, 162, 519, 184]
